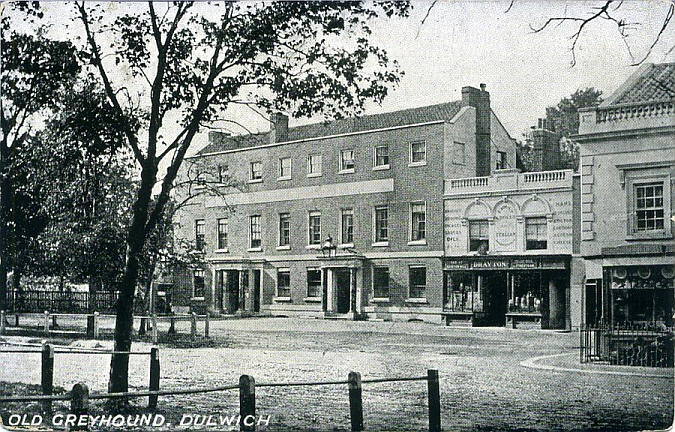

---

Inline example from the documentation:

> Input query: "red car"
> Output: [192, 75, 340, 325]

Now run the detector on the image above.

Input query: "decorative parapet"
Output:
[578, 100, 674, 135]
[445, 169, 572, 195]
[596, 101, 673, 123]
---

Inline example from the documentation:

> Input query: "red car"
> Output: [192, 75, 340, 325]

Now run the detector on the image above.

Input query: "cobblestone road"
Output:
[1, 318, 673, 431]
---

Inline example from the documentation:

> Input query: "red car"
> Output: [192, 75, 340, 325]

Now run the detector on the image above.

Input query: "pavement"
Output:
[1, 317, 673, 431]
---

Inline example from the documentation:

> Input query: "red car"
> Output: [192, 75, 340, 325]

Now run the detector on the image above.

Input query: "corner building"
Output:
[172, 85, 516, 322]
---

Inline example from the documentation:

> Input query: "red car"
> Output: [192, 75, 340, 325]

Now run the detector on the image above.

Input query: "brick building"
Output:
[575, 62, 674, 330]
[442, 120, 583, 330]
[171, 85, 516, 322]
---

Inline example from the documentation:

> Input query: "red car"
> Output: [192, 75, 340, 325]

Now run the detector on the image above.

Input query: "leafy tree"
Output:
[517, 87, 602, 172]
[0, 3, 80, 308]
[71, 1, 412, 393]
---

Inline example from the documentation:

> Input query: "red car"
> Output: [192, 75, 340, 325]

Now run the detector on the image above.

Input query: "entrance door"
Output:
[483, 271, 507, 326]
[225, 270, 240, 314]
[253, 270, 261, 313]
[335, 269, 351, 314]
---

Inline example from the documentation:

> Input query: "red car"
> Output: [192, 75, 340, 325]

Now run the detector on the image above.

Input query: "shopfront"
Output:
[443, 256, 570, 329]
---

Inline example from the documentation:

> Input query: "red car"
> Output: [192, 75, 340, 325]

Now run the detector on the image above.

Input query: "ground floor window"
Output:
[373, 267, 390, 298]
[609, 265, 674, 326]
[193, 270, 205, 298]
[508, 272, 543, 314]
[444, 271, 477, 312]
[409, 266, 426, 299]
[307, 269, 321, 298]
[277, 269, 291, 298]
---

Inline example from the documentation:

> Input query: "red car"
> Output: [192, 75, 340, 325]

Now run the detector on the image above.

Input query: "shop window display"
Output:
[610, 266, 674, 326]
[508, 272, 543, 314]
[445, 272, 482, 312]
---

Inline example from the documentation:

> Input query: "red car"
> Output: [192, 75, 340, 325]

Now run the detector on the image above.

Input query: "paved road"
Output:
[1, 317, 673, 431]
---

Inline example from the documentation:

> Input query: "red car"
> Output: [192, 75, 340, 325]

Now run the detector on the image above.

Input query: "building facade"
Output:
[171, 85, 516, 323]
[575, 62, 674, 330]
[442, 119, 583, 330]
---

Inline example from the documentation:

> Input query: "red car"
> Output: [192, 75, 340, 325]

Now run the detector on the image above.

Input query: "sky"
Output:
[12, 1, 675, 154]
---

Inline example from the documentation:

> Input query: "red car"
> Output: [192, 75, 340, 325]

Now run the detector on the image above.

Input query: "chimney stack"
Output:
[269, 112, 289, 144]
[462, 84, 491, 177]
[530, 118, 561, 171]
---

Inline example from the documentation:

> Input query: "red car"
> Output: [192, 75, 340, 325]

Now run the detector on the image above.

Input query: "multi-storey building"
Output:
[575, 62, 674, 330]
[171, 85, 516, 322]
[442, 120, 583, 330]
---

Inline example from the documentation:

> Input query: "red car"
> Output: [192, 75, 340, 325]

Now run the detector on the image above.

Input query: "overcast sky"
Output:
[26, 1, 675, 153]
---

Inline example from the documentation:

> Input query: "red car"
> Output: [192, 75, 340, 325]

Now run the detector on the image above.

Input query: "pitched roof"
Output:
[199, 100, 464, 155]
[602, 62, 675, 107]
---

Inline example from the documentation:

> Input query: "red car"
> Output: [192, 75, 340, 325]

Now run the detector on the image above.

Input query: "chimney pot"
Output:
[480, 83, 486, 91]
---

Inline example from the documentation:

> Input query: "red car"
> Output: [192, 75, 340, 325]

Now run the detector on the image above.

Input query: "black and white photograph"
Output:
[0, 1, 673, 430]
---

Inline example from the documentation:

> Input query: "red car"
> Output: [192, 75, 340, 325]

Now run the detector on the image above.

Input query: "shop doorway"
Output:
[482, 271, 507, 326]
[222, 270, 240, 314]
[335, 269, 351, 314]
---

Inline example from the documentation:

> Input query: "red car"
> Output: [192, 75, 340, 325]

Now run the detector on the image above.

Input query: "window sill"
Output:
[372, 241, 389, 247]
[190, 297, 205, 301]
[277, 176, 292, 182]
[408, 161, 427, 168]
[625, 232, 672, 241]
[307, 172, 322, 178]
[274, 296, 291, 303]
[371, 297, 390, 303]
[214, 248, 229, 253]
[338, 169, 355, 175]
[276, 245, 291, 251]
[305, 244, 321, 250]
[338, 243, 355, 249]
[247, 247, 263, 252]
[407, 240, 427, 246]
[303, 297, 322, 303]
[248, 178, 263, 184]
[406, 298, 428, 304]
[372, 165, 390, 171]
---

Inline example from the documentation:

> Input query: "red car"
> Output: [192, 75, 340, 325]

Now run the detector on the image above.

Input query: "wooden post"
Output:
[348, 371, 364, 431]
[93, 312, 100, 339]
[427, 369, 441, 432]
[15, 313, 19, 327]
[239, 375, 255, 432]
[190, 312, 197, 341]
[0, 310, 5, 335]
[52, 314, 58, 329]
[168, 316, 176, 335]
[41, 343, 54, 413]
[204, 312, 210, 338]
[139, 317, 147, 336]
[43, 311, 49, 334]
[151, 314, 158, 344]
[149, 347, 160, 409]
[70, 382, 89, 431]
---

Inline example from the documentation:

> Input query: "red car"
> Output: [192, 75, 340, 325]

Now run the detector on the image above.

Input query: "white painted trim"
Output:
[189, 120, 446, 159]
[372, 164, 390, 171]
[205, 178, 394, 207]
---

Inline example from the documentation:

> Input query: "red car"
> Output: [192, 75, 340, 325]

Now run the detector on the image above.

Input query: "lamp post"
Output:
[321, 236, 337, 258]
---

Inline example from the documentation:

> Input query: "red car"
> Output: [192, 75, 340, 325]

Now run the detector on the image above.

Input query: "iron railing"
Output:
[5, 290, 144, 314]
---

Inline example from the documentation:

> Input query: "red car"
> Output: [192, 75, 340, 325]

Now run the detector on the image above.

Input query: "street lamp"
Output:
[321, 235, 337, 258]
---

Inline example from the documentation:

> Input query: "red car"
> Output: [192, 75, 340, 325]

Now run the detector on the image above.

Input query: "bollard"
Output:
[139, 317, 147, 336]
[205, 312, 210, 338]
[93, 312, 100, 339]
[427, 369, 441, 432]
[149, 347, 160, 409]
[151, 314, 158, 344]
[0, 310, 5, 335]
[15, 313, 19, 327]
[239, 375, 255, 432]
[168, 317, 176, 335]
[41, 344, 55, 413]
[191, 312, 197, 341]
[348, 372, 364, 432]
[52, 314, 58, 329]
[43, 311, 50, 334]
[70, 382, 89, 431]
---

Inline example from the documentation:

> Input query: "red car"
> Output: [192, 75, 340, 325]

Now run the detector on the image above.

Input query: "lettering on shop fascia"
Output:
[444, 257, 567, 270]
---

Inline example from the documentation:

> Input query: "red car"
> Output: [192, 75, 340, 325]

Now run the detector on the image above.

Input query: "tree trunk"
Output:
[0, 137, 9, 312]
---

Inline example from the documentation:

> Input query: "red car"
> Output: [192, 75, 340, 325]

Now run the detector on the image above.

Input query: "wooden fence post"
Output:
[43, 311, 50, 334]
[0, 310, 5, 335]
[348, 371, 364, 432]
[149, 347, 160, 409]
[93, 312, 100, 339]
[168, 316, 176, 335]
[427, 369, 441, 432]
[205, 312, 210, 338]
[41, 343, 54, 413]
[151, 314, 158, 344]
[239, 375, 255, 432]
[15, 313, 19, 327]
[70, 382, 89, 431]
[190, 312, 197, 340]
